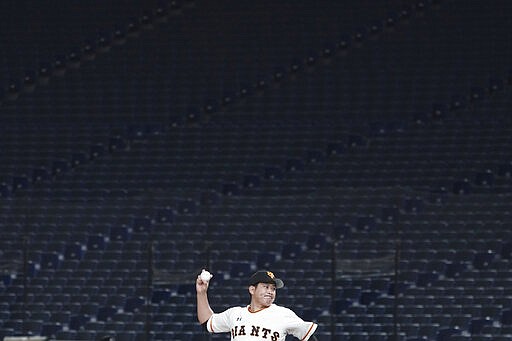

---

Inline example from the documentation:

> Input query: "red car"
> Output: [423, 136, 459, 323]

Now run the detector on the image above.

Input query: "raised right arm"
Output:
[196, 275, 214, 324]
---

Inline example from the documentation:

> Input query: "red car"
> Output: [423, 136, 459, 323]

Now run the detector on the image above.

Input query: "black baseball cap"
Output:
[248, 270, 284, 289]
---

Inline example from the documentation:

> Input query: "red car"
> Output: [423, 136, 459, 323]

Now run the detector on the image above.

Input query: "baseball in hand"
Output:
[200, 269, 213, 282]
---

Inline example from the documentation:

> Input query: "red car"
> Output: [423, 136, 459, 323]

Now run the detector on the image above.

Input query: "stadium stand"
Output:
[1, 0, 512, 340]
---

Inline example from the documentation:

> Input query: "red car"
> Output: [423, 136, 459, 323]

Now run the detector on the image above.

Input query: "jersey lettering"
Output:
[231, 325, 282, 339]
[261, 328, 271, 338]
[250, 326, 260, 336]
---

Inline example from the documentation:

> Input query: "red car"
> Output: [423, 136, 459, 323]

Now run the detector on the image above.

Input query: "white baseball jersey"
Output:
[206, 304, 318, 341]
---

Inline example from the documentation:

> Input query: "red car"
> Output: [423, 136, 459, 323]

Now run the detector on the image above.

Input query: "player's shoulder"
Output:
[269, 304, 297, 316]
[216, 305, 246, 319]
[226, 306, 246, 313]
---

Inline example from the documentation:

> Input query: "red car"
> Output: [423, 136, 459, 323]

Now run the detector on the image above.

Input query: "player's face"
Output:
[250, 283, 277, 309]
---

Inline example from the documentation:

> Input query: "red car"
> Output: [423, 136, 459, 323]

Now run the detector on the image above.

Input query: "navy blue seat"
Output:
[152, 290, 171, 304]
[22, 320, 44, 335]
[87, 235, 106, 250]
[116, 331, 137, 341]
[132, 217, 152, 234]
[436, 327, 461, 341]
[256, 253, 277, 268]
[75, 330, 97, 340]
[40, 252, 60, 270]
[2, 320, 23, 332]
[306, 235, 328, 250]
[281, 243, 303, 259]
[155, 207, 174, 223]
[69, 314, 88, 331]
[501, 309, 512, 325]
[124, 296, 145, 313]
[41, 323, 62, 338]
[472, 250, 495, 269]
[229, 262, 252, 278]
[97, 306, 117, 322]
[55, 330, 76, 340]
[501, 242, 512, 259]
[110, 226, 130, 241]
[359, 291, 381, 305]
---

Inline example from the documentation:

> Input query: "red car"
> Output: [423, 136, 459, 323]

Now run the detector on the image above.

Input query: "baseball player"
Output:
[196, 270, 318, 340]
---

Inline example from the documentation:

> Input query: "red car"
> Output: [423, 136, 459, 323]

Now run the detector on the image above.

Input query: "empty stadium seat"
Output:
[1, 1, 512, 340]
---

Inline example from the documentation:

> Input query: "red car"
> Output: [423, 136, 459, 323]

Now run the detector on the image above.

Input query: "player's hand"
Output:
[196, 275, 209, 294]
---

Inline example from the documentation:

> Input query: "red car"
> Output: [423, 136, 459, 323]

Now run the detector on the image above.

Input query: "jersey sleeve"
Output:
[206, 307, 237, 334]
[283, 308, 318, 341]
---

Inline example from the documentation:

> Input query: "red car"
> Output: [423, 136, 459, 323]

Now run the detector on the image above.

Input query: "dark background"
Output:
[1, 1, 512, 340]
